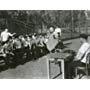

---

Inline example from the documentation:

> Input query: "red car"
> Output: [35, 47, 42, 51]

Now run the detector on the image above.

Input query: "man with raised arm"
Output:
[1, 28, 15, 45]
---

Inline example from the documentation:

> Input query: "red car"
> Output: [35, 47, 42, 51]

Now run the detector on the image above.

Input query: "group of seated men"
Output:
[48, 27, 90, 79]
[0, 29, 47, 67]
[0, 26, 63, 69]
[0, 26, 89, 79]
[45, 26, 90, 79]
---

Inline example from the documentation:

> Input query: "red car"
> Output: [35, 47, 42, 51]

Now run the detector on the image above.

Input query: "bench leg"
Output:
[60, 60, 65, 79]
[47, 59, 51, 79]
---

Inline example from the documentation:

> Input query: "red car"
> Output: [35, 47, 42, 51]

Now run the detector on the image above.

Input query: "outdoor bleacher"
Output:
[0, 10, 90, 79]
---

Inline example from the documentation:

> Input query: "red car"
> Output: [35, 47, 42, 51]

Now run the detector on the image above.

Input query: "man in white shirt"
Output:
[1, 28, 14, 44]
[54, 26, 62, 38]
[67, 34, 90, 79]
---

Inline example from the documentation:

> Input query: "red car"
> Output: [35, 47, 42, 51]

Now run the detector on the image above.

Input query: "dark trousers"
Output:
[67, 60, 85, 79]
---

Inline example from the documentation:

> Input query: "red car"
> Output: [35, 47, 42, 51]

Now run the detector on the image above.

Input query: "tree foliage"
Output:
[0, 10, 87, 33]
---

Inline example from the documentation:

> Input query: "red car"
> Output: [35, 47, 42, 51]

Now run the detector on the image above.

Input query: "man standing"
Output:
[1, 28, 15, 44]
[68, 34, 90, 79]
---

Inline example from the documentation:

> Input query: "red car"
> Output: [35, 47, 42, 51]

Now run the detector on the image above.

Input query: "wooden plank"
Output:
[48, 52, 70, 59]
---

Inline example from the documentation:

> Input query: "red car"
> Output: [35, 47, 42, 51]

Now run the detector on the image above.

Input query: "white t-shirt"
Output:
[54, 28, 61, 36]
[76, 42, 90, 63]
[1, 31, 12, 42]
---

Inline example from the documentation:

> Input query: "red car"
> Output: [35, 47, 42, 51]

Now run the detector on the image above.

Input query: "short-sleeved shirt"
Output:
[1, 32, 12, 42]
[54, 28, 61, 37]
[76, 42, 90, 63]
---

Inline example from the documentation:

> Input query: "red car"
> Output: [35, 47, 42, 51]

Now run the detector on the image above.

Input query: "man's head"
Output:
[49, 27, 54, 34]
[80, 34, 88, 44]
[5, 28, 8, 32]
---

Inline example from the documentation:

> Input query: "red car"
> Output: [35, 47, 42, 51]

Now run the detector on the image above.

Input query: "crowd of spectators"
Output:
[0, 26, 63, 71]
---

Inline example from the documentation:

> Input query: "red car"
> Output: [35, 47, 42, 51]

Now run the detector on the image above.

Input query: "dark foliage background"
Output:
[0, 10, 89, 39]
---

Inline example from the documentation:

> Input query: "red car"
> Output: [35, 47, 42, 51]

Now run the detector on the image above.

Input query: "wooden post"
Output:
[47, 59, 51, 79]
[78, 13, 81, 34]
[71, 10, 74, 38]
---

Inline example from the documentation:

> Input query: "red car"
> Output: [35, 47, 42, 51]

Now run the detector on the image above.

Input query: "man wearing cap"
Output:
[67, 34, 90, 79]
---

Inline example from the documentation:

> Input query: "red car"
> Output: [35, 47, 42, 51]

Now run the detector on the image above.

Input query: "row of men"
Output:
[0, 26, 62, 68]
[0, 26, 89, 79]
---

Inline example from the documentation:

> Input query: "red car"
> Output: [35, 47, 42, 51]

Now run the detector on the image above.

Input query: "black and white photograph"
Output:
[0, 10, 90, 79]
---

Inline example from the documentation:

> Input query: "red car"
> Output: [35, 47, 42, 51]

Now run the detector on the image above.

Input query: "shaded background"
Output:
[0, 10, 90, 39]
